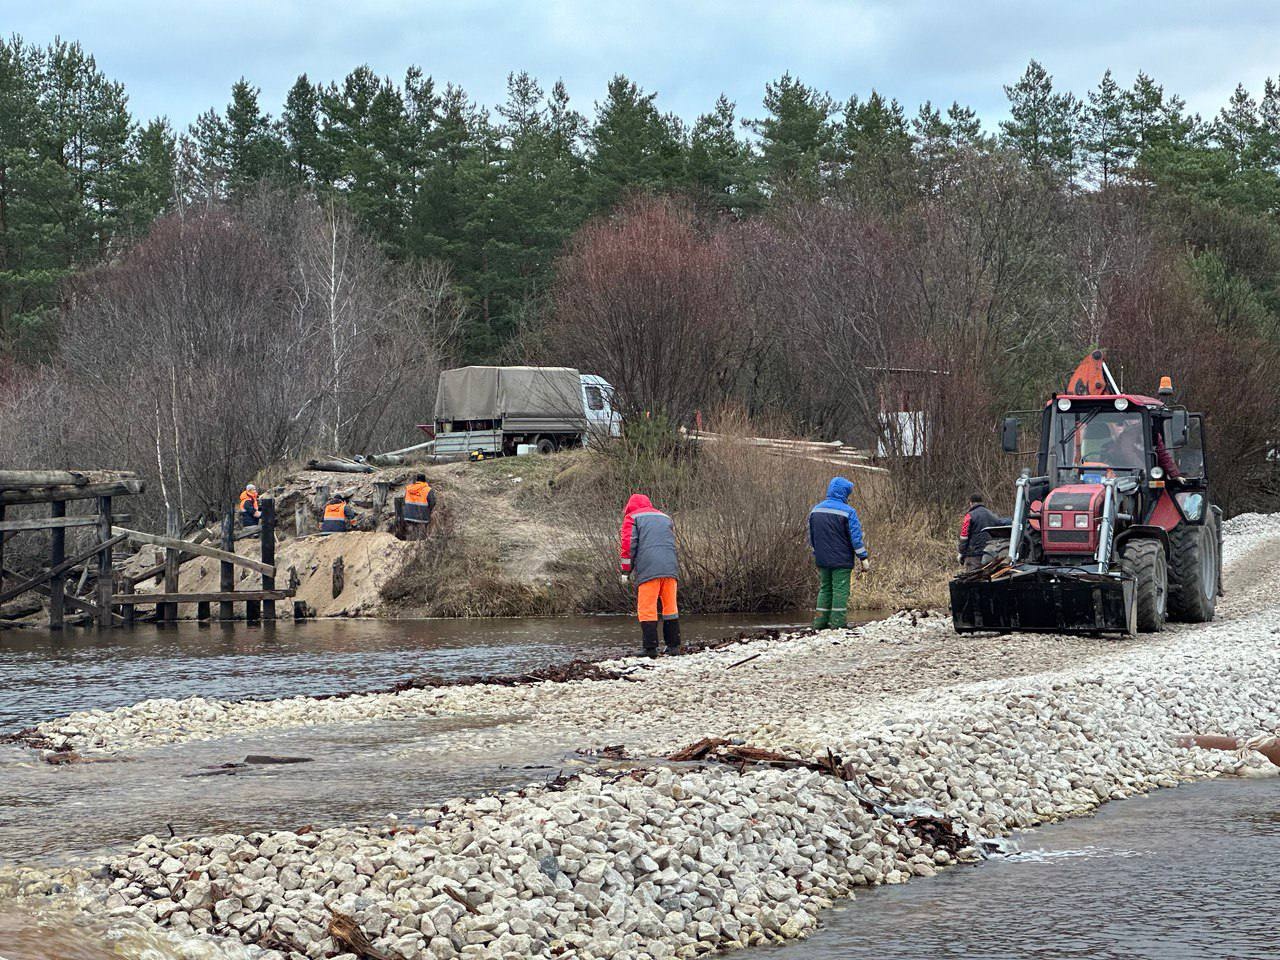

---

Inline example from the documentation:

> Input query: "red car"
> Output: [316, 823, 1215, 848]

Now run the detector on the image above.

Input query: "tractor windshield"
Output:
[1051, 407, 1148, 475]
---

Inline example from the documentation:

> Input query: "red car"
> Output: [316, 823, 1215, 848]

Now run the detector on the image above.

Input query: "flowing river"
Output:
[2, 616, 1276, 959]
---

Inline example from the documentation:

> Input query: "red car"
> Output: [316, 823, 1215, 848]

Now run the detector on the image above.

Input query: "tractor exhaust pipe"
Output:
[1009, 471, 1048, 563]
[1096, 477, 1117, 573]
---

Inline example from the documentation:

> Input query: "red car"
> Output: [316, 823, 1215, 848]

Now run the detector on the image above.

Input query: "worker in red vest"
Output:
[403, 474, 436, 537]
[238, 483, 261, 526]
[321, 494, 355, 533]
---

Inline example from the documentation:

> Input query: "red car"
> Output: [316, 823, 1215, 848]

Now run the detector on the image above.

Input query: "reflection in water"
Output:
[0, 613, 808, 730]
[750, 776, 1280, 960]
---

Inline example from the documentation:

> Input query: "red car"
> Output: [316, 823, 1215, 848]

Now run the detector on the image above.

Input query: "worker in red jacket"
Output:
[958, 493, 1010, 571]
[619, 494, 680, 658]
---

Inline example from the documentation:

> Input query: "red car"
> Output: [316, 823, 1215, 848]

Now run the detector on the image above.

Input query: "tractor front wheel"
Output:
[1121, 538, 1168, 633]
[1167, 521, 1218, 623]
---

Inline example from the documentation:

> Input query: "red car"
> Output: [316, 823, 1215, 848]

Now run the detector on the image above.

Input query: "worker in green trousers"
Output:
[807, 477, 870, 629]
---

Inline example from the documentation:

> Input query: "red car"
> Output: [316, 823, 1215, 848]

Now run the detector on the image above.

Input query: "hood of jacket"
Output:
[625, 494, 655, 516]
[824, 477, 854, 503]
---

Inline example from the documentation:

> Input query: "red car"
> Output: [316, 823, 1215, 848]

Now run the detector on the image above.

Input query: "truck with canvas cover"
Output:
[950, 351, 1222, 636]
[431, 366, 621, 458]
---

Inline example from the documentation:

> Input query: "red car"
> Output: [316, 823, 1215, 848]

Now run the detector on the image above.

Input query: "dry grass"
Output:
[376, 415, 955, 618]
[378, 507, 576, 618]
[556, 415, 954, 615]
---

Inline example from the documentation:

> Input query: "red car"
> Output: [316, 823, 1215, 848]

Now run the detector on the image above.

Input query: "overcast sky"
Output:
[10, 1, 1280, 130]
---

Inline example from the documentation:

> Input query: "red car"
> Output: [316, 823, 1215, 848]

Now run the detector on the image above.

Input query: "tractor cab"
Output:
[952, 352, 1222, 637]
[1016, 393, 1209, 562]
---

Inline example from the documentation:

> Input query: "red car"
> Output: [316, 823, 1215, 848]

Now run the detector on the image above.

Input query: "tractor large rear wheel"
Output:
[982, 538, 1011, 565]
[1120, 539, 1168, 632]
[1168, 522, 1218, 623]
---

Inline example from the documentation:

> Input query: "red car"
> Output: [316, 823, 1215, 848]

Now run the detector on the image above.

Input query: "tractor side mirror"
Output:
[1169, 410, 1189, 448]
[1001, 417, 1020, 453]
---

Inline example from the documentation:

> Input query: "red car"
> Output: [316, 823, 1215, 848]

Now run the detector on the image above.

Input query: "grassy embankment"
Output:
[381, 433, 954, 619]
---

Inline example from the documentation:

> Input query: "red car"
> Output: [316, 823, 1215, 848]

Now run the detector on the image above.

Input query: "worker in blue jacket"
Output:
[807, 476, 870, 629]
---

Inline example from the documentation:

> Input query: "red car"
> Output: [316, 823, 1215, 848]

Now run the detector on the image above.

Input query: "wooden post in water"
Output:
[219, 511, 235, 621]
[245, 498, 263, 623]
[49, 501, 65, 630]
[0, 504, 5, 598]
[260, 497, 276, 621]
[96, 496, 113, 628]
[163, 504, 180, 625]
[121, 578, 135, 626]
[394, 496, 405, 540]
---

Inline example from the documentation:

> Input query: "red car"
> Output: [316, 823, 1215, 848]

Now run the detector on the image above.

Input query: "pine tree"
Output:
[586, 74, 685, 212]
[1082, 70, 1126, 187]
[685, 95, 759, 214]
[913, 100, 985, 184]
[1257, 77, 1280, 172]
[320, 66, 410, 253]
[1215, 84, 1260, 171]
[745, 73, 835, 195]
[945, 102, 983, 148]
[121, 117, 176, 235]
[224, 79, 284, 188]
[0, 36, 66, 349]
[280, 74, 323, 183]
[1000, 60, 1081, 178]
[834, 90, 914, 205]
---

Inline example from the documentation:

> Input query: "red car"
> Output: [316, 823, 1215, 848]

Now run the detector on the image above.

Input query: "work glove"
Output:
[618, 573, 631, 586]
[956, 553, 964, 564]
[860, 558, 871, 573]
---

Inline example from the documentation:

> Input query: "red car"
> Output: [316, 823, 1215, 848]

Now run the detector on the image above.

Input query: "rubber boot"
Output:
[641, 621, 660, 659]
[663, 619, 682, 655]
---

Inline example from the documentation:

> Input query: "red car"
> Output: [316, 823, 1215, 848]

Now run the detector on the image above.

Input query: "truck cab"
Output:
[580, 374, 622, 441]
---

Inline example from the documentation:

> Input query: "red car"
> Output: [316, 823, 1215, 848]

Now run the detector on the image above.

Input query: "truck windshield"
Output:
[1052, 408, 1148, 472]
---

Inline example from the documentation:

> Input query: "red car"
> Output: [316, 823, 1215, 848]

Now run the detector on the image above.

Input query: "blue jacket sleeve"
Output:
[847, 507, 868, 559]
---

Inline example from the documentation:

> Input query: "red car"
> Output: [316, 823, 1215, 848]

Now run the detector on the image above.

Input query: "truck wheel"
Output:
[535, 437, 555, 455]
[1167, 522, 1218, 622]
[1120, 539, 1167, 632]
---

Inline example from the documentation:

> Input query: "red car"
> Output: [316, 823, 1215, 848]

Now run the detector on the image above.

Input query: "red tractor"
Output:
[950, 352, 1222, 635]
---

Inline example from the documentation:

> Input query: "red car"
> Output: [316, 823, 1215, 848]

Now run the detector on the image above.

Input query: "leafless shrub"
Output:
[545, 195, 744, 424]
[1, 195, 462, 529]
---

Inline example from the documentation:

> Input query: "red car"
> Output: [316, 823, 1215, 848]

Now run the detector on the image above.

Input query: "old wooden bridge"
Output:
[0, 469, 295, 629]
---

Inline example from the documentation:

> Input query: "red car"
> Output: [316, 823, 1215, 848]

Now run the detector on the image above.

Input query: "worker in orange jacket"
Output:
[403, 474, 436, 536]
[321, 495, 356, 533]
[238, 483, 261, 527]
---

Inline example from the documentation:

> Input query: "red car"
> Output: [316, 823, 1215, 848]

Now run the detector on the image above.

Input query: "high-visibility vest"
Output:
[405, 481, 431, 505]
[324, 501, 346, 522]
[239, 489, 259, 512]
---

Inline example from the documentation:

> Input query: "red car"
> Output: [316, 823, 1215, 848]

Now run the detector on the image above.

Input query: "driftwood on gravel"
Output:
[663, 737, 971, 853]
[327, 907, 393, 960]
